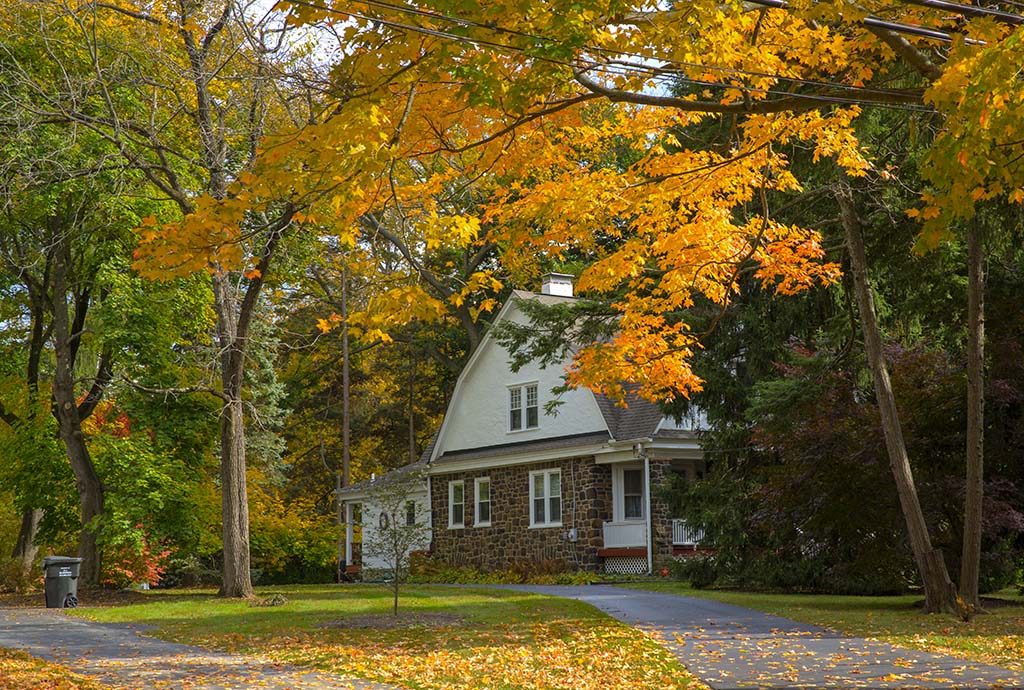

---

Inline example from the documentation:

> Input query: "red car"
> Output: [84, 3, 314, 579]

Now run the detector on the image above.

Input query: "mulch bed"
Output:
[0, 588, 151, 608]
[317, 612, 465, 630]
[980, 595, 1024, 609]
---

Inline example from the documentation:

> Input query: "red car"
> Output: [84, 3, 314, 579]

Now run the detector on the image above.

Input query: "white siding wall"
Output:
[359, 490, 431, 571]
[435, 303, 608, 455]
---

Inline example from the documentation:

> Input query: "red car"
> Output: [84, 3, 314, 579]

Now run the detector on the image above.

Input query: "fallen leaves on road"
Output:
[0, 647, 107, 690]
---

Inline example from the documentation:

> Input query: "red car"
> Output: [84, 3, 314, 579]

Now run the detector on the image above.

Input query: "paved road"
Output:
[0, 607, 394, 690]
[488, 584, 1024, 689]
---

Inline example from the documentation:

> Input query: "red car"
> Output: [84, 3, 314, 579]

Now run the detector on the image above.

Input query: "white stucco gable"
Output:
[430, 291, 610, 460]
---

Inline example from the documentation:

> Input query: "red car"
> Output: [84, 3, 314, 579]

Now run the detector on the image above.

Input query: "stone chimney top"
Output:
[540, 273, 574, 297]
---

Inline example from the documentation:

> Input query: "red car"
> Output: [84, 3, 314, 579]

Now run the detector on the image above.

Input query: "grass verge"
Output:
[0, 647, 106, 690]
[70, 584, 705, 689]
[623, 582, 1024, 672]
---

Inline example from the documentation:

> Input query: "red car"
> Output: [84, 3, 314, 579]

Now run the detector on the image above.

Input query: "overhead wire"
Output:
[358, 0, 933, 101]
[896, 0, 1023, 24]
[285, 0, 939, 111]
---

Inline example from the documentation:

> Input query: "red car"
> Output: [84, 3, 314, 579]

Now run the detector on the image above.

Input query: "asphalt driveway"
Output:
[0, 606, 393, 690]
[488, 584, 1024, 689]
[3, 586, 1022, 689]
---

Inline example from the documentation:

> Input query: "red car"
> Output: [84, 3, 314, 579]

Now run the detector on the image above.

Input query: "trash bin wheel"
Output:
[63, 594, 78, 609]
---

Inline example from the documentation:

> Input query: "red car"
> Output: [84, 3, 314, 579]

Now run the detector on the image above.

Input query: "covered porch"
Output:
[595, 453, 705, 574]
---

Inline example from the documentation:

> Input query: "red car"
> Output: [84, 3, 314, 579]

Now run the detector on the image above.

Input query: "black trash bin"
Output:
[43, 556, 82, 609]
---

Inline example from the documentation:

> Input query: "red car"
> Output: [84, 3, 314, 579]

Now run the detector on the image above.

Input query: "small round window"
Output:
[379, 512, 390, 529]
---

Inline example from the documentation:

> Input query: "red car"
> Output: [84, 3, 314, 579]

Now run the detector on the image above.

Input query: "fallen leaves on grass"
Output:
[316, 612, 465, 629]
[892, 632, 1024, 673]
[211, 619, 705, 689]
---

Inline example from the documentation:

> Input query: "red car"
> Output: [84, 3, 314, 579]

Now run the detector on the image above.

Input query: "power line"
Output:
[286, 0, 934, 111]
[582, 63, 933, 111]
[744, 0, 984, 43]
[897, 0, 1023, 24]
[348, 0, 935, 100]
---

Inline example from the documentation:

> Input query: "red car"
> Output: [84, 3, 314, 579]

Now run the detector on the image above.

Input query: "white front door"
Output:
[612, 464, 645, 522]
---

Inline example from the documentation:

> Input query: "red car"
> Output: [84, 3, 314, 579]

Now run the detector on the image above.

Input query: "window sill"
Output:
[448, 524, 464, 530]
[506, 426, 540, 434]
[528, 522, 563, 529]
[475, 521, 492, 528]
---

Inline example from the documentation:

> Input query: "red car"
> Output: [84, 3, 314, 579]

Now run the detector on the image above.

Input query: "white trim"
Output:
[429, 293, 527, 463]
[507, 381, 540, 433]
[427, 441, 609, 474]
[474, 476, 492, 527]
[429, 291, 608, 463]
[448, 480, 465, 529]
[344, 502, 354, 566]
[528, 469, 563, 528]
[611, 463, 645, 523]
[423, 436, 702, 476]
[644, 453, 653, 576]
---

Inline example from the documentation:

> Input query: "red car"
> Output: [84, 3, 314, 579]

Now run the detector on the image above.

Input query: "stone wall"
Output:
[429, 457, 612, 571]
[649, 459, 676, 565]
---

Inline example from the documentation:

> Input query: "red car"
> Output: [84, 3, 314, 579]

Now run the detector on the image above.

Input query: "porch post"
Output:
[344, 502, 354, 568]
[644, 452, 653, 575]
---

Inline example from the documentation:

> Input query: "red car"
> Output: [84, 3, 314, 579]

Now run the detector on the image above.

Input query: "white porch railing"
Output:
[672, 519, 704, 546]
[602, 521, 647, 548]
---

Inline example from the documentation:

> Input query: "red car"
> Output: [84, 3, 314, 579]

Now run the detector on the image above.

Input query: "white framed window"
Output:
[405, 500, 417, 527]
[448, 481, 464, 529]
[623, 468, 644, 520]
[613, 465, 646, 522]
[529, 469, 562, 527]
[475, 477, 491, 527]
[509, 383, 539, 431]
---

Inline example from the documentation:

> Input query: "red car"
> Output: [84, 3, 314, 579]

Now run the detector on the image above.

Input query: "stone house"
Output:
[339, 274, 706, 576]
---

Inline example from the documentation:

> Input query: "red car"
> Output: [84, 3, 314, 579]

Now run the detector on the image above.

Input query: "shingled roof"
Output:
[336, 432, 436, 498]
[593, 386, 666, 442]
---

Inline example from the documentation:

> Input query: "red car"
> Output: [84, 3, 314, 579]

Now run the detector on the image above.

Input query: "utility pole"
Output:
[336, 260, 352, 582]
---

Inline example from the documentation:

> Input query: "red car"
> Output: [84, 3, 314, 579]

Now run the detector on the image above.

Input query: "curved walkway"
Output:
[487, 585, 1024, 689]
[0, 607, 394, 690]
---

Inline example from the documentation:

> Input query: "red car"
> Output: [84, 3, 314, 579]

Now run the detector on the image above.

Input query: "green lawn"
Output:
[71, 584, 704, 690]
[622, 582, 1024, 672]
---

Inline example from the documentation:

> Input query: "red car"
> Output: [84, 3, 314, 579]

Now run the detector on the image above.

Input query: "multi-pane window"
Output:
[449, 481, 464, 528]
[405, 500, 417, 527]
[475, 477, 491, 526]
[509, 383, 539, 431]
[623, 469, 644, 520]
[529, 469, 562, 527]
[526, 385, 539, 428]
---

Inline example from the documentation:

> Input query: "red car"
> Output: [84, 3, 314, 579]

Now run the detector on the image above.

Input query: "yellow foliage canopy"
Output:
[140, 0, 1021, 401]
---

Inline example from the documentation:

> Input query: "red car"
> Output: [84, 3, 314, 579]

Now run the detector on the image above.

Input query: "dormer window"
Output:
[509, 383, 539, 431]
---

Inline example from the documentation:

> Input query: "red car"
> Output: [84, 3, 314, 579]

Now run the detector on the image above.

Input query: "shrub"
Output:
[102, 527, 170, 589]
[408, 554, 602, 585]
[0, 558, 39, 594]
[158, 554, 220, 588]
[670, 553, 718, 589]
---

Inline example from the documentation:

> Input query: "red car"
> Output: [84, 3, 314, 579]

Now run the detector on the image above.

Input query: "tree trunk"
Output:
[213, 272, 254, 599]
[51, 243, 104, 587]
[960, 221, 985, 609]
[10, 284, 48, 578]
[11, 508, 43, 577]
[836, 184, 957, 613]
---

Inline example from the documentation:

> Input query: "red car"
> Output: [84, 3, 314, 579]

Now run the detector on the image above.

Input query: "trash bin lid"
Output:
[42, 556, 84, 567]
